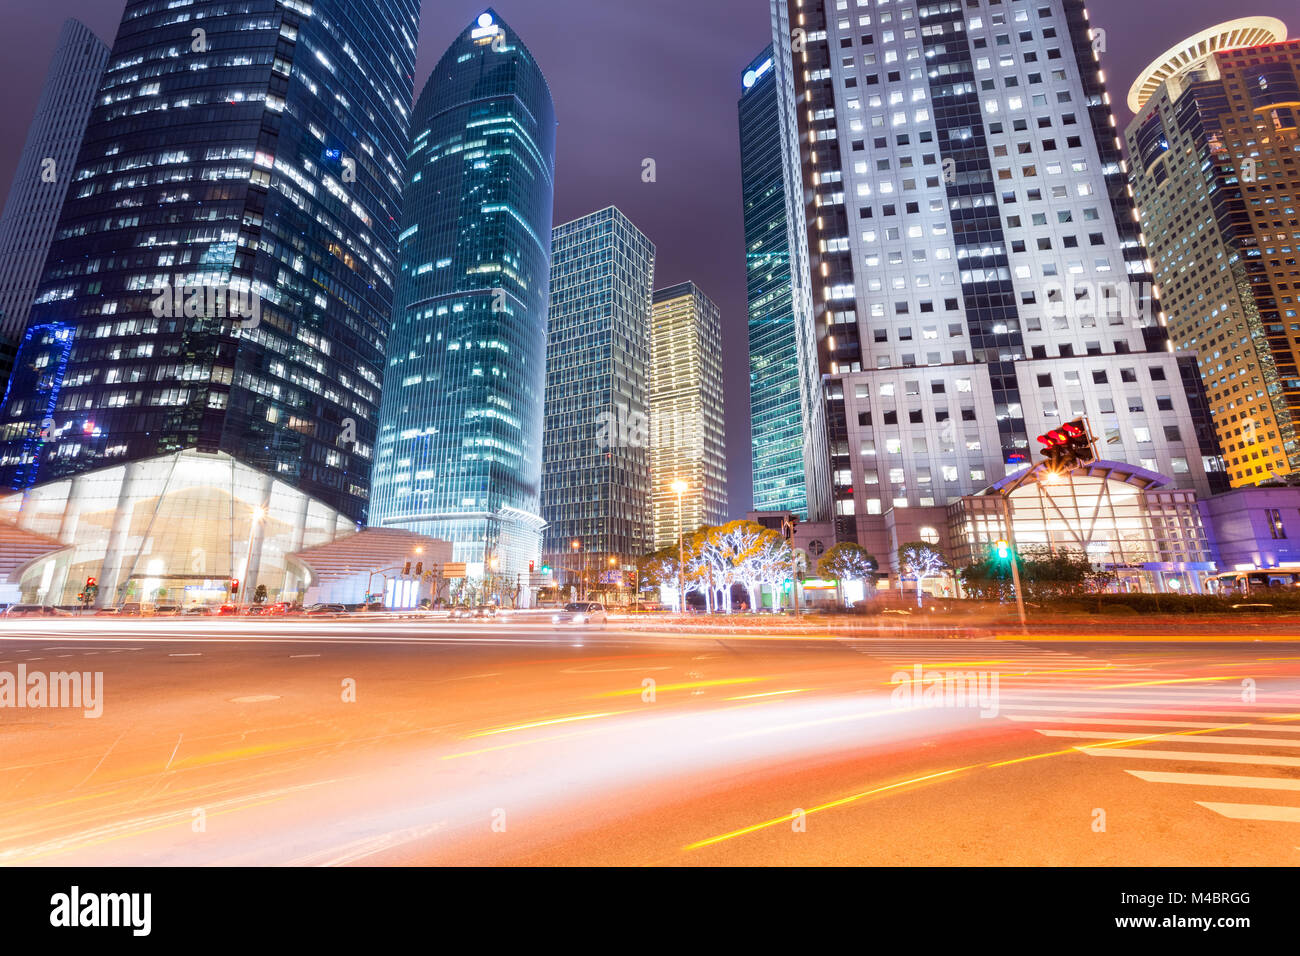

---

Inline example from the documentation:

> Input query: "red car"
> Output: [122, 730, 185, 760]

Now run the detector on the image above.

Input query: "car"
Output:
[472, 604, 500, 620]
[268, 602, 302, 616]
[153, 604, 181, 616]
[215, 604, 241, 616]
[304, 603, 347, 616]
[449, 605, 475, 620]
[93, 606, 121, 616]
[246, 605, 269, 616]
[550, 602, 608, 626]
[182, 606, 212, 616]
[119, 603, 143, 616]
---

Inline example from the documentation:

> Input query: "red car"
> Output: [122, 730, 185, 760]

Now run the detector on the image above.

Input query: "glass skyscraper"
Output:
[739, 44, 831, 522]
[0, 20, 108, 360]
[650, 282, 729, 548]
[0, 0, 420, 605]
[542, 207, 656, 585]
[1124, 19, 1300, 486]
[371, 10, 556, 582]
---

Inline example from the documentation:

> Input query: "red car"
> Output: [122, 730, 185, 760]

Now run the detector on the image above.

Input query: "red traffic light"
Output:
[230, 578, 240, 594]
[85, 576, 97, 588]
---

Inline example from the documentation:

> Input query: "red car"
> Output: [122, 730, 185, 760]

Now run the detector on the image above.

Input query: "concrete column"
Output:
[96, 461, 151, 607]
[241, 472, 275, 602]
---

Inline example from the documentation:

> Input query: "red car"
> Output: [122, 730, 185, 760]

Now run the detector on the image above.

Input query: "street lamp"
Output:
[570, 539, 582, 600]
[241, 505, 266, 611]
[671, 479, 688, 613]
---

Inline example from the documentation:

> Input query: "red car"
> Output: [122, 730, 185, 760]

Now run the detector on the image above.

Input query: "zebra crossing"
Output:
[849, 639, 1300, 829]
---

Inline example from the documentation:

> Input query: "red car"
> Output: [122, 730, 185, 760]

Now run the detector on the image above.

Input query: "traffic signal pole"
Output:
[999, 492, 1029, 631]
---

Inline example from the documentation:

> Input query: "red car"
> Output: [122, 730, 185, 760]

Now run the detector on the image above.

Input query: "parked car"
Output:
[182, 605, 212, 616]
[267, 602, 301, 616]
[215, 604, 241, 616]
[304, 603, 347, 616]
[93, 606, 121, 616]
[154, 604, 181, 616]
[550, 602, 608, 626]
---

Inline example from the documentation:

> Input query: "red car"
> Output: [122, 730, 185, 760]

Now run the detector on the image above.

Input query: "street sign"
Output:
[443, 562, 468, 578]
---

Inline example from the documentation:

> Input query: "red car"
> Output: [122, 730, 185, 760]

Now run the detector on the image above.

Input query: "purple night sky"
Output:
[0, 1, 1293, 515]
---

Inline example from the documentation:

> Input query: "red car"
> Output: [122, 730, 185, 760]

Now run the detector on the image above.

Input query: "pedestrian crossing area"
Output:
[848, 639, 1300, 829]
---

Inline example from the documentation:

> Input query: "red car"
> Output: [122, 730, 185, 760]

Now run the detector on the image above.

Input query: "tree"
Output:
[253, 583, 268, 605]
[817, 543, 878, 606]
[897, 541, 948, 608]
[639, 544, 685, 610]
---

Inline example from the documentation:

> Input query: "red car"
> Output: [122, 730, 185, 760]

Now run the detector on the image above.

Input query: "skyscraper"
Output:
[764, 0, 1226, 562]
[739, 44, 831, 522]
[0, 20, 108, 376]
[542, 208, 656, 586]
[0, 0, 420, 605]
[1124, 18, 1300, 487]
[649, 282, 728, 548]
[371, 10, 556, 583]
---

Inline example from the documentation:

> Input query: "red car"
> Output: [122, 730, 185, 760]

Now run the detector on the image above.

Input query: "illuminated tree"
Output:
[897, 541, 949, 608]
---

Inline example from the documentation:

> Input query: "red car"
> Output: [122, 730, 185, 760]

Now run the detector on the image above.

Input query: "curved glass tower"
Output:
[372, 9, 556, 583]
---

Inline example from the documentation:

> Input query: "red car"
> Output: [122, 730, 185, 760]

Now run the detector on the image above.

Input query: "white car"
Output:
[551, 602, 607, 626]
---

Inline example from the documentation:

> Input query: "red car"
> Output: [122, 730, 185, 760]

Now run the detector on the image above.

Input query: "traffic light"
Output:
[414, 561, 423, 576]
[541, 564, 551, 575]
[995, 540, 1011, 561]
[1036, 418, 1094, 469]
[781, 514, 800, 540]
[230, 578, 240, 595]
[85, 576, 97, 589]
[402, 561, 412, 575]
[528, 560, 535, 573]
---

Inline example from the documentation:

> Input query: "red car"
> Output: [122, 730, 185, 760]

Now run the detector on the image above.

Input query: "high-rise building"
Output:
[371, 10, 556, 583]
[1124, 18, 1300, 487]
[0, 0, 420, 606]
[649, 282, 728, 548]
[764, 0, 1226, 565]
[0, 20, 108, 382]
[739, 44, 831, 522]
[542, 208, 656, 586]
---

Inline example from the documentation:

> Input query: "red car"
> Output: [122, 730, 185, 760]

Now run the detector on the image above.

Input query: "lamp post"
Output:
[241, 505, 266, 611]
[671, 479, 687, 613]
[570, 539, 582, 600]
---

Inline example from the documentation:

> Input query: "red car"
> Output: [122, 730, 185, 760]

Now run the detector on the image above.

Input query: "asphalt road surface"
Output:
[1, 617, 1298, 865]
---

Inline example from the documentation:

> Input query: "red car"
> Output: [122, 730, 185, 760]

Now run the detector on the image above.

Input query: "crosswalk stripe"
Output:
[1077, 747, 1300, 767]
[1006, 715, 1300, 733]
[1127, 770, 1300, 791]
[1039, 730, 1300, 747]
[1195, 802, 1300, 823]
[1000, 704, 1300, 717]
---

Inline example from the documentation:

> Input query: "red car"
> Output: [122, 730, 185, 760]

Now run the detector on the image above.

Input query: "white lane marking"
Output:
[165, 734, 183, 771]
[1077, 747, 1300, 767]
[168, 653, 201, 657]
[229, 695, 280, 703]
[1007, 715, 1300, 733]
[561, 664, 671, 674]
[1127, 770, 1300, 791]
[289, 654, 321, 659]
[1039, 729, 1300, 747]
[1195, 802, 1300, 823]
[1001, 704, 1300, 718]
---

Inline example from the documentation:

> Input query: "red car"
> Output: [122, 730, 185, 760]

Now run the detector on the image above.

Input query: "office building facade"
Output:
[739, 44, 832, 522]
[765, 0, 1226, 562]
[0, 19, 108, 355]
[371, 10, 556, 584]
[649, 282, 729, 548]
[1124, 19, 1300, 487]
[0, 0, 420, 605]
[542, 208, 655, 585]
